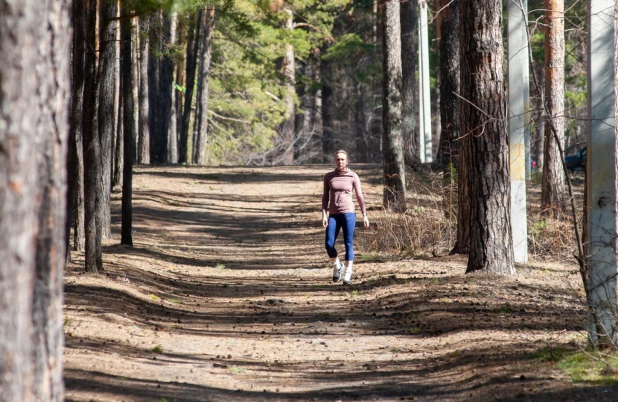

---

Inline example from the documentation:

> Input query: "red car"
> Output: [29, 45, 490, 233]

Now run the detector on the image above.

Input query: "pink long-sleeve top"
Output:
[322, 168, 367, 215]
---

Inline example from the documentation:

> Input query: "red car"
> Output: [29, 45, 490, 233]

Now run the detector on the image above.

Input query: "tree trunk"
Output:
[194, 6, 215, 166]
[148, 11, 164, 163]
[138, 16, 151, 164]
[175, 18, 186, 157]
[533, 63, 545, 171]
[454, 129, 471, 254]
[114, 86, 124, 187]
[180, 12, 200, 164]
[436, 0, 460, 220]
[167, 13, 179, 164]
[355, 81, 369, 163]
[400, 0, 419, 169]
[310, 48, 323, 162]
[67, 0, 86, 257]
[321, 44, 334, 162]
[98, 1, 118, 239]
[83, 0, 103, 273]
[279, 8, 296, 165]
[120, 2, 134, 247]
[0, 0, 70, 399]
[460, 0, 515, 275]
[371, 0, 383, 163]
[32, 0, 70, 389]
[541, 0, 566, 215]
[160, 12, 175, 163]
[381, 0, 406, 211]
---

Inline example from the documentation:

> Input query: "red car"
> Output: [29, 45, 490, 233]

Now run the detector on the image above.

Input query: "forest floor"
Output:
[64, 164, 618, 401]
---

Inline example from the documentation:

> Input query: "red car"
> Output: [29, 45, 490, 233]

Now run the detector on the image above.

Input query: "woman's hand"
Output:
[322, 211, 328, 228]
[363, 215, 369, 228]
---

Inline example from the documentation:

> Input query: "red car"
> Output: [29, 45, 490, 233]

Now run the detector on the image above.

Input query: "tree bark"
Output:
[32, 0, 71, 390]
[120, 2, 134, 247]
[541, 0, 566, 215]
[194, 6, 215, 166]
[400, 0, 419, 169]
[381, 0, 406, 211]
[371, 0, 383, 163]
[0, 0, 70, 399]
[148, 11, 164, 163]
[175, 18, 186, 157]
[436, 0, 460, 219]
[167, 13, 179, 164]
[460, 0, 515, 275]
[83, 0, 103, 273]
[160, 12, 175, 163]
[180, 12, 200, 164]
[454, 128, 471, 254]
[321, 44, 335, 162]
[67, 0, 86, 256]
[355, 81, 369, 163]
[311, 49, 323, 162]
[533, 63, 545, 170]
[138, 16, 151, 164]
[279, 8, 296, 165]
[114, 86, 124, 186]
[98, 1, 118, 239]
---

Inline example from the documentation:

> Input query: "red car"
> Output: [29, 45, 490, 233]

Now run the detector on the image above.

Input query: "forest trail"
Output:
[64, 165, 613, 401]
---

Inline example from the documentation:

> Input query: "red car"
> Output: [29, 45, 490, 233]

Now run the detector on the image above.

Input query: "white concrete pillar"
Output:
[418, 0, 431, 163]
[508, 0, 529, 263]
[586, 0, 617, 344]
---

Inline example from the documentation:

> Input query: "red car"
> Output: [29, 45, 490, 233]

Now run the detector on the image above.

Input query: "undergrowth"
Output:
[533, 347, 618, 384]
[358, 168, 581, 262]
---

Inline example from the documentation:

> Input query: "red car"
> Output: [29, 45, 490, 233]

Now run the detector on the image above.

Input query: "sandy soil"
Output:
[63, 164, 616, 401]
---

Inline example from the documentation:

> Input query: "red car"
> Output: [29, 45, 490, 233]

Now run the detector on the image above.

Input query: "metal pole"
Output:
[508, 0, 528, 263]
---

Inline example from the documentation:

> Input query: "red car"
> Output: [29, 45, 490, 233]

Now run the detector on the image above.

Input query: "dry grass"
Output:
[358, 168, 583, 264]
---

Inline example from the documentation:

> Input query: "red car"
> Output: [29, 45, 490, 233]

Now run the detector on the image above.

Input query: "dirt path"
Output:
[64, 165, 615, 401]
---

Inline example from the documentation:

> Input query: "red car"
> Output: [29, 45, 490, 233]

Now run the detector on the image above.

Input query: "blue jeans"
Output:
[325, 213, 356, 261]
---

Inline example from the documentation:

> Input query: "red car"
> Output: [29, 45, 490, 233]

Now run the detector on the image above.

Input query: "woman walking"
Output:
[322, 150, 369, 285]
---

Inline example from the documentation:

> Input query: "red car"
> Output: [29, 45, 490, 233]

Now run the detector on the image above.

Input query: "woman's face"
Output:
[334, 153, 348, 171]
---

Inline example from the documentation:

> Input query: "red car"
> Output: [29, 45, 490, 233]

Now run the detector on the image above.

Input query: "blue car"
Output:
[565, 147, 586, 173]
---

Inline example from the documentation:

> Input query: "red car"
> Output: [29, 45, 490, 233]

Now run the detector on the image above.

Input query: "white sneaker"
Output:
[343, 262, 353, 285]
[332, 260, 344, 282]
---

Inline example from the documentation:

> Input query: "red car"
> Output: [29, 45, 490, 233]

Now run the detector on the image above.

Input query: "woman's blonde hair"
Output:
[334, 150, 349, 160]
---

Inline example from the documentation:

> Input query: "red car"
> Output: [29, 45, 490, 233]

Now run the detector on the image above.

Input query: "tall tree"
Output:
[0, 0, 70, 399]
[114, 85, 124, 186]
[180, 12, 200, 164]
[121, 2, 134, 247]
[533, 63, 545, 170]
[167, 12, 179, 164]
[541, 0, 566, 215]
[175, 17, 186, 156]
[98, 0, 118, 238]
[279, 7, 296, 165]
[381, 0, 406, 211]
[321, 44, 335, 162]
[148, 11, 165, 163]
[138, 15, 151, 164]
[194, 5, 215, 165]
[67, 0, 86, 257]
[435, 0, 460, 219]
[400, 0, 419, 169]
[160, 12, 175, 163]
[83, 0, 103, 273]
[460, 0, 515, 274]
